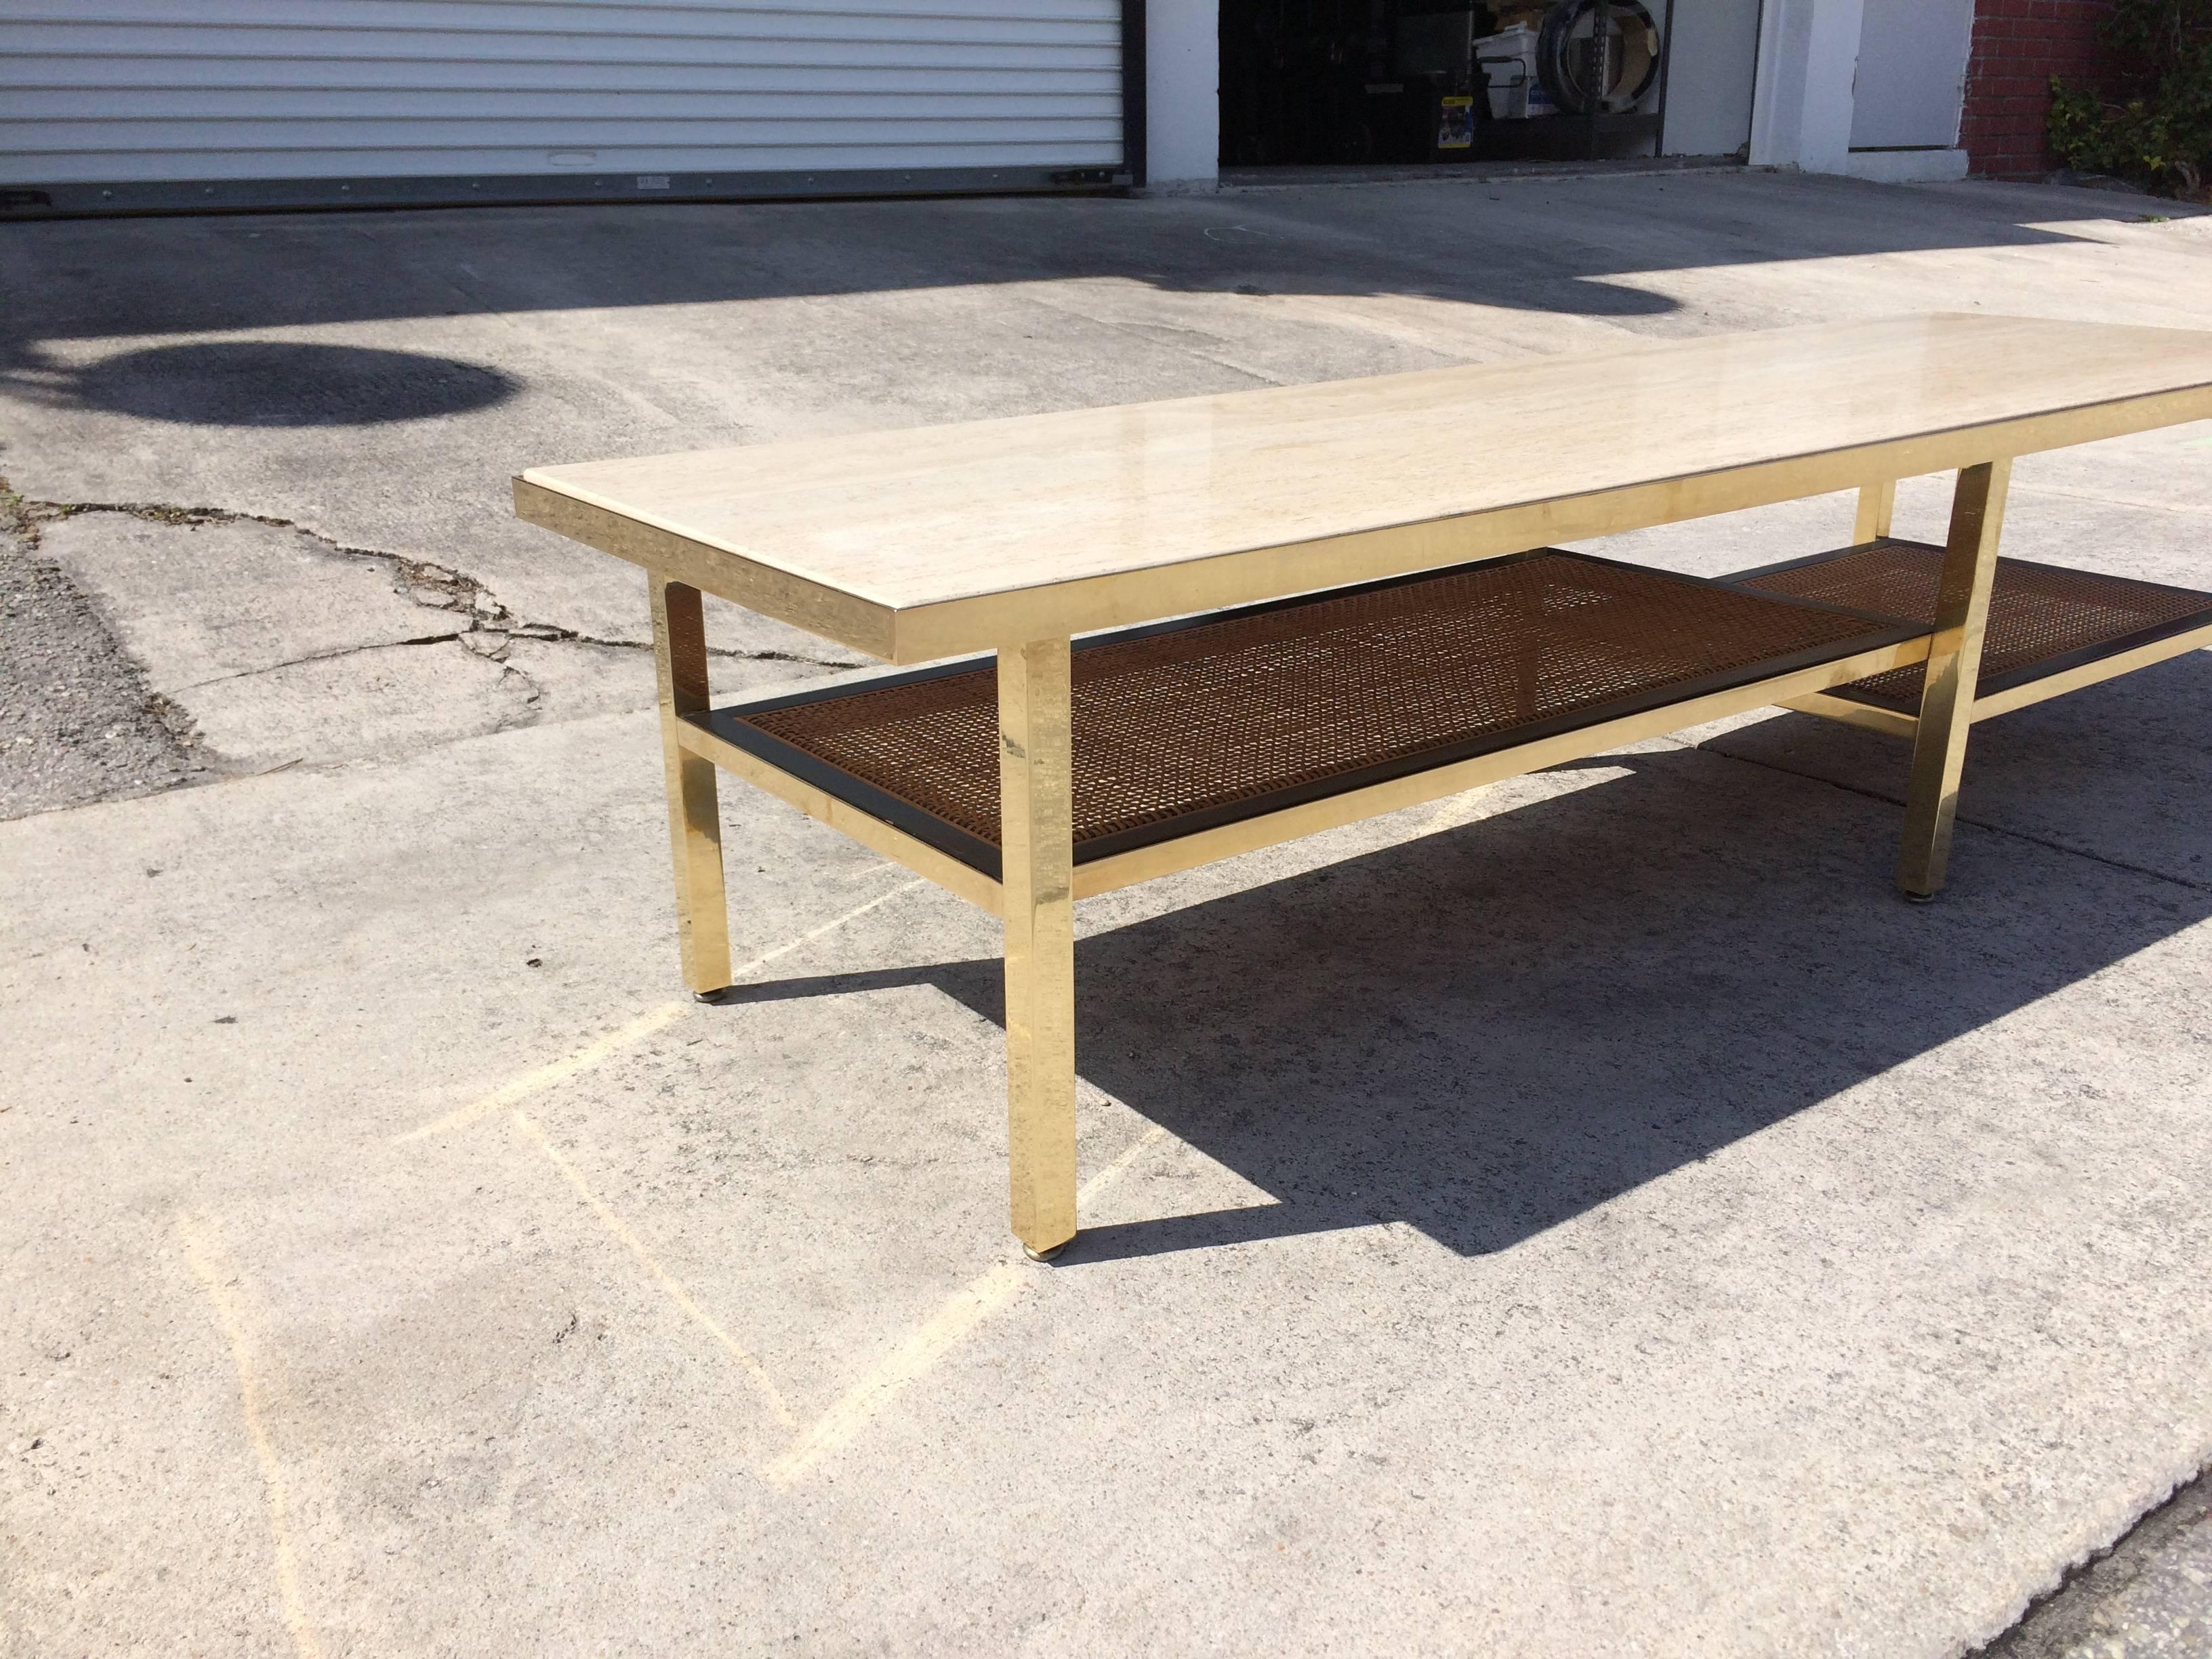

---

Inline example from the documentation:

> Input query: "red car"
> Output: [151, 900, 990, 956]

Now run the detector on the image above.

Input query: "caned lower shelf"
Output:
[1730, 538, 2212, 730]
[683, 550, 1926, 890]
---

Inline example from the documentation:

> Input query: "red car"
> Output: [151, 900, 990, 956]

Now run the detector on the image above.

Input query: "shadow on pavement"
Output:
[0, 169, 2161, 420]
[7, 340, 519, 427]
[713, 664, 2212, 1263]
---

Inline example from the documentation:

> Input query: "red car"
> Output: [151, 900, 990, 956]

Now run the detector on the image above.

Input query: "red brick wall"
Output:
[1959, 0, 2117, 177]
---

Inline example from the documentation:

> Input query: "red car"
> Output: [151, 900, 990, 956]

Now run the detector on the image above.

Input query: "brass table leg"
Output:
[1896, 459, 2012, 901]
[1854, 478, 1897, 543]
[650, 573, 734, 995]
[998, 637, 1079, 1260]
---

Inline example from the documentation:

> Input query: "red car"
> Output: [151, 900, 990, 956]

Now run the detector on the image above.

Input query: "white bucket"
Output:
[1475, 24, 1557, 120]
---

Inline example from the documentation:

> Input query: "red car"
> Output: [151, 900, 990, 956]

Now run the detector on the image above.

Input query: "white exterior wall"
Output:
[1748, 0, 1863, 172]
[1844, 0, 1971, 176]
[1657, 0, 1765, 157]
[1145, 0, 1218, 188]
[1749, 0, 1971, 178]
[1851, 0, 1974, 148]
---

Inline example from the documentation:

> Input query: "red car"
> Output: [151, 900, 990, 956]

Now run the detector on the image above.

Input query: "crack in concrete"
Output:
[19, 499, 426, 569]
[11, 495, 857, 671]
[166, 631, 479, 694]
[3, 487, 865, 794]
[499, 620, 854, 669]
[15, 493, 511, 624]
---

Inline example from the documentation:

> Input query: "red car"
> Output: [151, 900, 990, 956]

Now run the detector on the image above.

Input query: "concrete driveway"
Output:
[4, 169, 2211, 1657]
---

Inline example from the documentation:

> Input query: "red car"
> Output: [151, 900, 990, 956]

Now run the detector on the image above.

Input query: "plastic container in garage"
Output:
[1475, 25, 1557, 119]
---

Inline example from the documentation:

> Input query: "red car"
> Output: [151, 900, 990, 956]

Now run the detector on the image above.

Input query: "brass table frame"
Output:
[628, 470, 2018, 1259]
[518, 317, 2212, 1260]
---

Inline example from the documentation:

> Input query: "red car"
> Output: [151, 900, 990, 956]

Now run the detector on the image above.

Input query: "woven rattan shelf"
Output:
[689, 550, 1925, 882]
[1730, 538, 2212, 729]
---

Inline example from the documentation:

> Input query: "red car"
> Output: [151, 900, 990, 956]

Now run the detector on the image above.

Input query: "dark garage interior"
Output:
[1219, 0, 1708, 169]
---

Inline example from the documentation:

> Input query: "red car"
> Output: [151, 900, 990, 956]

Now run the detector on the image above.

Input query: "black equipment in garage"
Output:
[1538, 0, 1662, 115]
[1218, 0, 1671, 169]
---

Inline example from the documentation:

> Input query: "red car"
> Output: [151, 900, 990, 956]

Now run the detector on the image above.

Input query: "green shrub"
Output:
[2047, 0, 2212, 195]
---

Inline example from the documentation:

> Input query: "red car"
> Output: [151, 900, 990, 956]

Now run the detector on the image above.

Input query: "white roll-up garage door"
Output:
[0, 0, 1130, 215]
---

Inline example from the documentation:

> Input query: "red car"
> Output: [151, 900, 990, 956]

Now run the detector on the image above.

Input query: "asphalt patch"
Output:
[0, 495, 200, 818]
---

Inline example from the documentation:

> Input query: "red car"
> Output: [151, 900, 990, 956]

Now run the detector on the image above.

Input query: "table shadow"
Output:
[712, 727, 2211, 1264]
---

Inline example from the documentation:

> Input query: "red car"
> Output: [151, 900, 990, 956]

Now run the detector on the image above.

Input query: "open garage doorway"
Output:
[1218, 0, 1760, 172]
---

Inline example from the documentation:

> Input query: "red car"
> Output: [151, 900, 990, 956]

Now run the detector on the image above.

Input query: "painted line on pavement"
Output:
[176, 1212, 325, 1659]
[392, 877, 930, 1144]
[515, 1109, 799, 1431]
[388, 868, 1179, 1488]
[766, 1121, 1171, 1485]
[394, 1002, 688, 1144]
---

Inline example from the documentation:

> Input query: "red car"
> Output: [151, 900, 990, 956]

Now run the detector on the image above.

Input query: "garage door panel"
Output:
[8, 89, 1122, 123]
[0, 0, 1126, 198]
[4, 53, 1113, 93]
[3, 1, 1120, 43]
[5, 114, 1124, 151]
[4, 138, 1124, 181]
[4, 24, 1118, 71]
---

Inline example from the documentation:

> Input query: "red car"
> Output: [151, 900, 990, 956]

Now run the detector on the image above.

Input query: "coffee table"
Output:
[516, 314, 2212, 1258]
